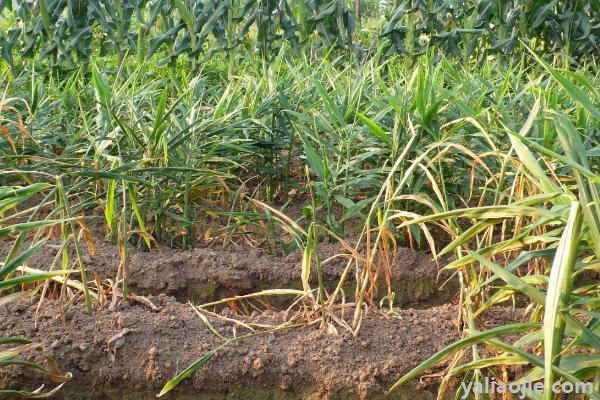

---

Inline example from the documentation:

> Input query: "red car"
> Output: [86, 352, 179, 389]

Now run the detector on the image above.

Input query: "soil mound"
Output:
[0, 238, 456, 307]
[1, 297, 462, 399]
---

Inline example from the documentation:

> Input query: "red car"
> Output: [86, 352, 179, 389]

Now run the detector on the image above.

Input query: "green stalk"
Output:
[136, 25, 146, 66]
[119, 179, 129, 301]
[182, 170, 192, 250]
[542, 201, 582, 400]
[56, 177, 93, 315]
[297, 0, 308, 40]
[174, 0, 197, 68]
[519, 0, 528, 39]
[305, 166, 325, 326]
[405, 0, 415, 68]
[227, 0, 239, 77]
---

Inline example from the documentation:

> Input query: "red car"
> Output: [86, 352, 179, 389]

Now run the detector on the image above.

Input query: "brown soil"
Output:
[0, 238, 457, 307]
[0, 296, 525, 400]
[0, 231, 534, 400]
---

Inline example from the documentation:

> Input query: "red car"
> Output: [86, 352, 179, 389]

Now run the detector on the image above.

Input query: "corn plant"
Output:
[0, 0, 357, 70]
[381, 0, 600, 60]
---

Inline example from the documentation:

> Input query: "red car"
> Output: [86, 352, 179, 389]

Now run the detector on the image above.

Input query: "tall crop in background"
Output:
[381, 0, 600, 60]
[0, 0, 357, 71]
[1, 0, 598, 71]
